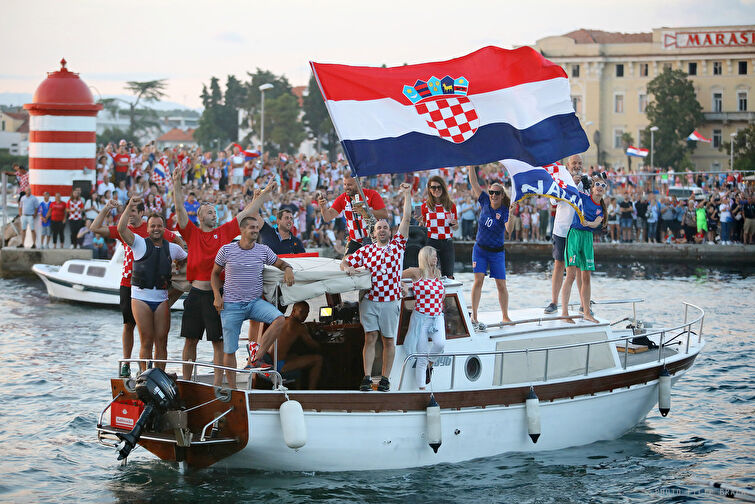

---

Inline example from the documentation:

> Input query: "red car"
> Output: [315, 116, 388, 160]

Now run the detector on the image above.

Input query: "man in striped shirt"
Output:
[211, 215, 295, 389]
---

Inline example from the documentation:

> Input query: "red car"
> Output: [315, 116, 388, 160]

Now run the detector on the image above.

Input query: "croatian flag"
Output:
[151, 164, 169, 188]
[687, 130, 711, 143]
[311, 46, 589, 177]
[626, 146, 649, 157]
[233, 143, 260, 161]
[504, 159, 585, 222]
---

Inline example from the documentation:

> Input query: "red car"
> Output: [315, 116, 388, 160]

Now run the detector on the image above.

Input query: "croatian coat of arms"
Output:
[403, 76, 479, 144]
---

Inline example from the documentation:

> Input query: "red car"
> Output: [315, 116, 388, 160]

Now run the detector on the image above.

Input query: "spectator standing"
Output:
[420, 176, 458, 278]
[66, 187, 85, 249]
[681, 200, 698, 243]
[618, 192, 633, 242]
[38, 192, 52, 249]
[49, 193, 67, 248]
[634, 194, 649, 242]
[743, 194, 755, 244]
[646, 194, 659, 243]
[19, 191, 39, 248]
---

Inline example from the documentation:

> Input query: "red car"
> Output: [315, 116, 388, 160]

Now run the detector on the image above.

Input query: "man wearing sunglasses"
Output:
[544, 154, 585, 315]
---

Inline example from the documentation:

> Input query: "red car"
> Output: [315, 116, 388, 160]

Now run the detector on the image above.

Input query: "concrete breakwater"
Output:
[2, 241, 753, 277]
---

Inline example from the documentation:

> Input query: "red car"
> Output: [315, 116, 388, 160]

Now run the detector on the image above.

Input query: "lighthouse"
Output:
[23, 59, 102, 199]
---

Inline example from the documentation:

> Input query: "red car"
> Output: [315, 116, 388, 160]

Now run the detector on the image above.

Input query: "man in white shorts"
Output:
[341, 183, 412, 391]
[19, 191, 39, 248]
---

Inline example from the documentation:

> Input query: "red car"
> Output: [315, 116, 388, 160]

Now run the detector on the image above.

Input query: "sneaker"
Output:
[578, 306, 595, 317]
[377, 376, 390, 392]
[472, 321, 487, 331]
[359, 375, 372, 391]
[119, 363, 131, 378]
[544, 302, 558, 314]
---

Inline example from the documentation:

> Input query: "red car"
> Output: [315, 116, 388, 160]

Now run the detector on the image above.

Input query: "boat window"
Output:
[86, 266, 106, 277]
[397, 293, 470, 345]
[465, 355, 482, 381]
[67, 264, 85, 274]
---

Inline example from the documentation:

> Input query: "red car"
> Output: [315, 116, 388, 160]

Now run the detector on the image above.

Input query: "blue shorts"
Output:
[552, 234, 566, 262]
[472, 244, 506, 279]
[620, 217, 633, 229]
[221, 298, 283, 354]
[262, 353, 286, 372]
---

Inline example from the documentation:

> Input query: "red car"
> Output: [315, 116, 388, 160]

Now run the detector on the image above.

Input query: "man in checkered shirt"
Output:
[341, 182, 412, 392]
[318, 170, 389, 255]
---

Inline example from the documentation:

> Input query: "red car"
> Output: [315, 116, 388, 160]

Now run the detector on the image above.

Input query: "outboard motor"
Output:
[116, 368, 180, 460]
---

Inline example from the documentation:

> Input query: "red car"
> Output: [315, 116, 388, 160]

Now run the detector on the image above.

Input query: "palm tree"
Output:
[124, 80, 168, 136]
[621, 132, 635, 172]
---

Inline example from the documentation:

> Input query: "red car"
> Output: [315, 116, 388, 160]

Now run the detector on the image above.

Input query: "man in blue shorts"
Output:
[211, 215, 295, 389]
[468, 166, 513, 329]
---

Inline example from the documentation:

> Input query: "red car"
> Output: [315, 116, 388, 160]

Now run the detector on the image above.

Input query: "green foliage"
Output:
[264, 93, 306, 156]
[0, 149, 27, 170]
[720, 124, 755, 172]
[194, 78, 228, 149]
[303, 74, 336, 158]
[621, 132, 635, 171]
[97, 127, 130, 147]
[640, 68, 704, 170]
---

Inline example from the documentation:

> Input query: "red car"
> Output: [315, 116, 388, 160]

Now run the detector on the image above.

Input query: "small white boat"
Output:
[96, 257, 705, 471]
[33, 243, 185, 310]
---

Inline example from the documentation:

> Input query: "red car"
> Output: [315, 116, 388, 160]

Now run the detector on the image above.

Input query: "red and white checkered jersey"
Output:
[345, 233, 406, 302]
[331, 189, 386, 242]
[17, 172, 30, 193]
[66, 198, 84, 220]
[108, 223, 176, 287]
[412, 277, 445, 316]
[146, 195, 163, 215]
[421, 202, 458, 240]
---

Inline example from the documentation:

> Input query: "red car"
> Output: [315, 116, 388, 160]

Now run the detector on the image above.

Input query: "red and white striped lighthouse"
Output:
[23, 59, 102, 199]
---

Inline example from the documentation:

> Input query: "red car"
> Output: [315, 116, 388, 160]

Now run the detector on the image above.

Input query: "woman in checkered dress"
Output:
[402, 246, 446, 390]
[420, 176, 458, 278]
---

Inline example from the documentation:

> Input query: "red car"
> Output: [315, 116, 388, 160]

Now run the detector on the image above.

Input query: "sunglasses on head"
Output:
[489, 190, 502, 196]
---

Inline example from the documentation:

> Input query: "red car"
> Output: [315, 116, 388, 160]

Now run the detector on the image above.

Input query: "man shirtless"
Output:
[252, 302, 323, 390]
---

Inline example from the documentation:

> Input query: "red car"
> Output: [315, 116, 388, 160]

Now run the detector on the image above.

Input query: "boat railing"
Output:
[114, 358, 285, 391]
[482, 298, 645, 330]
[398, 301, 704, 390]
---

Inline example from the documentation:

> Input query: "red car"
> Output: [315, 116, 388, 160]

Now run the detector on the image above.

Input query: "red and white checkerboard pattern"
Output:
[66, 199, 84, 220]
[343, 200, 367, 242]
[415, 95, 479, 144]
[412, 277, 445, 316]
[345, 234, 406, 302]
[421, 202, 457, 240]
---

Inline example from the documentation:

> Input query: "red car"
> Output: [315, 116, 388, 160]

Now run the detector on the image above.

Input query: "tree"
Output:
[241, 69, 294, 148]
[302, 74, 336, 158]
[194, 78, 228, 150]
[124, 79, 168, 137]
[620, 132, 635, 171]
[640, 68, 704, 170]
[720, 124, 755, 172]
[264, 93, 306, 155]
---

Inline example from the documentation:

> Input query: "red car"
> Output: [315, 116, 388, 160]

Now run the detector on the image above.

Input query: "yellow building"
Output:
[531, 25, 755, 171]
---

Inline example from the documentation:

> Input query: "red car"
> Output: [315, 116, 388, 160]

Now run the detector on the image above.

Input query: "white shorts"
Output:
[21, 215, 35, 230]
[359, 298, 401, 338]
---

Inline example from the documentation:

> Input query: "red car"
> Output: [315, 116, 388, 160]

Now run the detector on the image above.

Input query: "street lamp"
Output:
[649, 126, 659, 171]
[259, 83, 274, 160]
[730, 132, 737, 170]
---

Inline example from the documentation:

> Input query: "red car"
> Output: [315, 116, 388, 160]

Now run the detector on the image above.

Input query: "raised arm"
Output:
[397, 183, 413, 238]
[317, 192, 340, 222]
[90, 199, 118, 237]
[237, 178, 276, 223]
[117, 197, 138, 246]
[172, 166, 188, 229]
[468, 165, 482, 199]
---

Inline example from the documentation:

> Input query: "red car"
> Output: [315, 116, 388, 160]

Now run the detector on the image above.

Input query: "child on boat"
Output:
[403, 246, 446, 390]
[561, 174, 607, 323]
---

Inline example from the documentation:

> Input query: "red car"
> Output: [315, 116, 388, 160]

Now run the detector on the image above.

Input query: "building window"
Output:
[639, 63, 649, 77]
[713, 61, 723, 75]
[572, 64, 580, 78]
[638, 93, 648, 113]
[616, 64, 624, 77]
[571, 95, 583, 115]
[614, 94, 624, 113]
[712, 129, 722, 148]
[738, 91, 748, 112]
[713, 92, 723, 113]
[614, 129, 624, 149]
[739, 61, 748, 75]
[688, 62, 697, 75]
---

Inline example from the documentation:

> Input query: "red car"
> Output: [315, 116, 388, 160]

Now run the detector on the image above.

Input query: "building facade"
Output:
[531, 25, 755, 171]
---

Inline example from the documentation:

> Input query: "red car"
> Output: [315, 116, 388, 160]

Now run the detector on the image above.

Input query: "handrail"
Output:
[482, 298, 644, 330]
[117, 358, 284, 391]
[397, 302, 704, 390]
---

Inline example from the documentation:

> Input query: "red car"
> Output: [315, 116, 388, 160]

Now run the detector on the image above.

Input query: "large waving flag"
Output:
[233, 143, 260, 161]
[626, 146, 649, 157]
[311, 46, 589, 177]
[687, 130, 711, 143]
[504, 159, 585, 222]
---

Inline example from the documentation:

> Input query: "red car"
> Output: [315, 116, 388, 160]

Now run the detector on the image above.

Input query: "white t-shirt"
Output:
[552, 181, 584, 238]
[97, 182, 115, 196]
[130, 235, 187, 302]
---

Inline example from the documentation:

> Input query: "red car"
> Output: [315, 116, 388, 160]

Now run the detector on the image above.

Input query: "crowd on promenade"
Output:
[5, 140, 755, 255]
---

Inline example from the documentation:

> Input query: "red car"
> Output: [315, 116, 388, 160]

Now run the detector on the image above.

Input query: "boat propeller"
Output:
[116, 368, 181, 460]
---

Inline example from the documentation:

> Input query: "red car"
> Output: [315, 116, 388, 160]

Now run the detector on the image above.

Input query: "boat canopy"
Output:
[262, 257, 371, 306]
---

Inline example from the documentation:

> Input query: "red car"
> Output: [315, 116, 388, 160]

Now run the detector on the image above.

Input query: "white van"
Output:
[667, 186, 705, 201]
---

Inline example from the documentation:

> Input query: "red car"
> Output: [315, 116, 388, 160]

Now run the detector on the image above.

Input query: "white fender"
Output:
[525, 387, 541, 443]
[426, 395, 442, 453]
[658, 368, 671, 417]
[279, 400, 307, 449]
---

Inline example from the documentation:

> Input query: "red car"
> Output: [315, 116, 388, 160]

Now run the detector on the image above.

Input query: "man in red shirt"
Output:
[91, 198, 186, 377]
[318, 170, 388, 255]
[49, 192, 67, 248]
[113, 145, 131, 186]
[172, 166, 276, 386]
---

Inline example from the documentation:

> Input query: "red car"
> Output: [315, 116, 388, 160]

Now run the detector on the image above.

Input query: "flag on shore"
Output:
[233, 143, 260, 161]
[310, 46, 589, 177]
[687, 130, 711, 143]
[504, 159, 585, 222]
[626, 146, 649, 157]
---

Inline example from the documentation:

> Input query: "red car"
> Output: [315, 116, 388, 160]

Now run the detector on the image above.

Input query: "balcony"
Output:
[704, 111, 755, 123]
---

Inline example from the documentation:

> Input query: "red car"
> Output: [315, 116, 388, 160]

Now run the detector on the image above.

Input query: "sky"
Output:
[2, 0, 754, 109]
